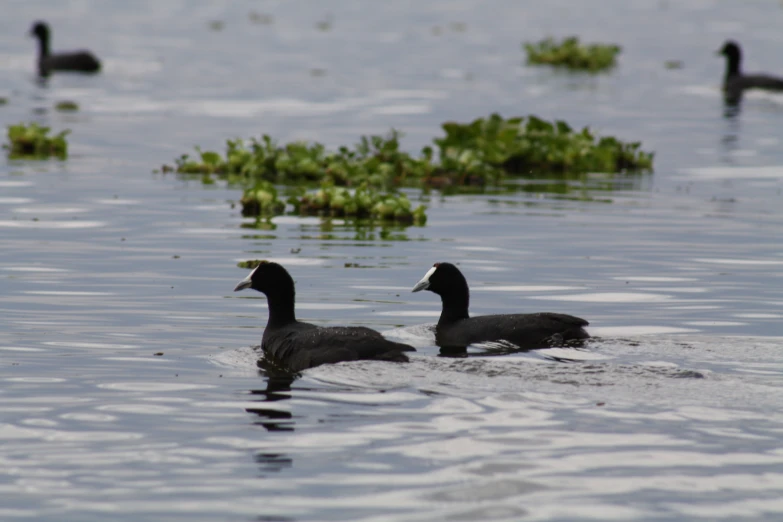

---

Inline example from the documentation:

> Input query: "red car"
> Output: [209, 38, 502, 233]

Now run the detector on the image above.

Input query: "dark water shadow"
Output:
[437, 337, 589, 360]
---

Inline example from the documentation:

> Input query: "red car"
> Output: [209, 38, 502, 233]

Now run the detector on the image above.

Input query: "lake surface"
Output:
[1, 1, 783, 520]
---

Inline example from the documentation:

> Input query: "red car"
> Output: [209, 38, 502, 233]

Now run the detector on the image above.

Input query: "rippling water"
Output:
[2, 0, 783, 520]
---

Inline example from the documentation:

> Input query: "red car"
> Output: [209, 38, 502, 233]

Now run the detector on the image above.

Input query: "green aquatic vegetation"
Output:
[240, 181, 286, 217]
[169, 115, 651, 188]
[55, 101, 79, 112]
[524, 37, 621, 72]
[172, 131, 426, 189]
[4, 122, 69, 160]
[238, 179, 427, 225]
[0, 97, 8, 106]
[288, 184, 426, 225]
[165, 114, 652, 231]
[434, 113, 653, 175]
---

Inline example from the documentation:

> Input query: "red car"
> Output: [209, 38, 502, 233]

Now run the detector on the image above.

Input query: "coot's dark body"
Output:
[30, 21, 101, 75]
[412, 262, 589, 350]
[235, 261, 415, 372]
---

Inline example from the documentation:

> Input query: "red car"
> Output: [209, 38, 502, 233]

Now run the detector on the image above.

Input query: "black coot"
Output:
[30, 21, 101, 76]
[718, 41, 783, 103]
[234, 261, 415, 372]
[412, 262, 589, 350]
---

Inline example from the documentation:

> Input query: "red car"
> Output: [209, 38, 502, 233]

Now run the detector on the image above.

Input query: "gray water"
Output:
[1, 1, 783, 520]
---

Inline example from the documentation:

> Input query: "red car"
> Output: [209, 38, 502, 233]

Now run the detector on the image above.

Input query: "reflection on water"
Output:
[247, 376, 296, 432]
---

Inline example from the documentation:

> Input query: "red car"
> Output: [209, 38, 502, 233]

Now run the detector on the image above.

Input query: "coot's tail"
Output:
[372, 340, 416, 363]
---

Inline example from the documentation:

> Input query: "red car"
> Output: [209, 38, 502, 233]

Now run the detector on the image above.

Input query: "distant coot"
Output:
[412, 262, 589, 350]
[234, 261, 415, 372]
[718, 40, 783, 102]
[30, 21, 101, 76]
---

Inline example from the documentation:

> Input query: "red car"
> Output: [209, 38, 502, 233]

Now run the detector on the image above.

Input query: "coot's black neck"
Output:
[725, 54, 741, 79]
[437, 289, 470, 325]
[265, 289, 297, 329]
[35, 34, 51, 58]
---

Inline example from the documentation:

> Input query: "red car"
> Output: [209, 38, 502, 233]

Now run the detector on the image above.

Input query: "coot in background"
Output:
[718, 40, 783, 104]
[412, 262, 589, 350]
[234, 261, 415, 372]
[30, 21, 101, 76]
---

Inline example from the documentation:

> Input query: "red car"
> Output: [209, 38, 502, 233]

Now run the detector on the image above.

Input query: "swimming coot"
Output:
[718, 41, 783, 102]
[30, 21, 101, 76]
[234, 261, 415, 372]
[412, 262, 589, 349]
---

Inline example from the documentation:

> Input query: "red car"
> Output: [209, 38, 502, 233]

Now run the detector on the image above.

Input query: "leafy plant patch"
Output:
[524, 37, 621, 72]
[4, 122, 69, 160]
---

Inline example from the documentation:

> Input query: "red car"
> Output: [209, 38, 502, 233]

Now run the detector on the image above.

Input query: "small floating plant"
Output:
[524, 37, 621, 72]
[4, 122, 69, 160]
[55, 100, 79, 112]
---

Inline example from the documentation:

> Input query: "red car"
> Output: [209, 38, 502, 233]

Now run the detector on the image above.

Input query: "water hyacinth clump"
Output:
[172, 132, 423, 189]
[292, 184, 426, 225]
[435, 114, 653, 175]
[524, 36, 621, 72]
[4, 122, 69, 160]
[167, 114, 651, 188]
[239, 180, 426, 225]
[165, 113, 653, 228]
[239, 181, 286, 217]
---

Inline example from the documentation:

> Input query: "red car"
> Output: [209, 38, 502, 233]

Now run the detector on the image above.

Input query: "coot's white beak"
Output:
[234, 273, 253, 292]
[411, 266, 437, 292]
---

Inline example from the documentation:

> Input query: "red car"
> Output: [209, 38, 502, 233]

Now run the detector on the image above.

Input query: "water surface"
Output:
[1, 1, 783, 520]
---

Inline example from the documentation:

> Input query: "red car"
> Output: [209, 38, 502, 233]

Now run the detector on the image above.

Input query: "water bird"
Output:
[30, 21, 101, 76]
[412, 262, 589, 350]
[718, 41, 783, 103]
[234, 261, 415, 372]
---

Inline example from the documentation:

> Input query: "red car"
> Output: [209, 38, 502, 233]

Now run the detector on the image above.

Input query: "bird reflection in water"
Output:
[246, 363, 297, 432]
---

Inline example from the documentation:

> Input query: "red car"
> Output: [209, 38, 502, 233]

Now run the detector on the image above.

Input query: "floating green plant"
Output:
[4, 122, 69, 160]
[288, 184, 426, 225]
[167, 114, 651, 192]
[434, 113, 653, 175]
[524, 37, 621, 72]
[55, 100, 79, 112]
[238, 179, 427, 225]
[171, 131, 425, 189]
[0, 97, 8, 106]
[240, 181, 286, 217]
[164, 114, 653, 229]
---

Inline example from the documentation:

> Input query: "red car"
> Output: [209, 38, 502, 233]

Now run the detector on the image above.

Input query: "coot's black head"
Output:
[412, 262, 471, 323]
[30, 21, 50, 40]
[234, 261, 295, 296]
[718, 41, 741, 60]
[412, 262, 467, 296]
